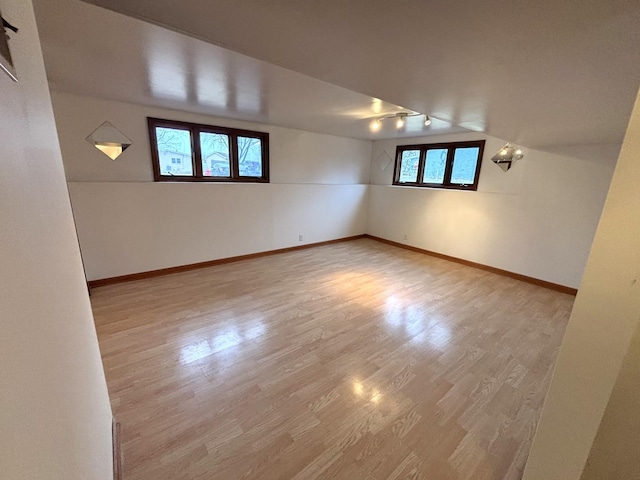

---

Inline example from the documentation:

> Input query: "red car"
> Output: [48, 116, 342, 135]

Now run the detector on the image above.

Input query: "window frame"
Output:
[392, 140, 485, 191]
[147, 117, 270, 183]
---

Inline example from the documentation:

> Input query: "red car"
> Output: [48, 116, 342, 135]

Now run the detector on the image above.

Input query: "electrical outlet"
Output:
[403, 233, 408, 241]
[298, 234, 304, 242]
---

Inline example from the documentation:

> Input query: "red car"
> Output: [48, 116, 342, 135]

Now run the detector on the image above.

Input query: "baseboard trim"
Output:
[87, 233, 577, 295]
[112, 419, 122, 480]
[364, 234, 578, 296]
[88, 234, 366, 289]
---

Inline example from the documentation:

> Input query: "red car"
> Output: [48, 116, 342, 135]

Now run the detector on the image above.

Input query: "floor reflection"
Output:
[179, 316, 266, 365]
[179, 339, 215, 364]
[352, 379, 383, 405]
[382, 294, 451, 349]
[426, 323, 452, 349]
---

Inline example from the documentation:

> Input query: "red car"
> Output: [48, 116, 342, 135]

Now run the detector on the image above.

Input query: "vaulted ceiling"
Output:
[40, 0, 640, 147]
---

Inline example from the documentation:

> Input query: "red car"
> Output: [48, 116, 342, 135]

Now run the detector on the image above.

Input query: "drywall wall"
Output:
[52, 92, 372, 184]
[52, 93, 371, 281]
[55, 90, 616, 286]
[0, 2, 113, 479]
[522, 87, 640, 479]
[69, 182, 367, 280]
[368, 132, 618, 288]
[580, 321, 640, 480]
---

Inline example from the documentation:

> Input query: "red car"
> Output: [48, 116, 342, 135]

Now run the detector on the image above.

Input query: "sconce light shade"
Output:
[491, 143, 524, 172]
[86, 121, 132, 160]
[1, 9, 19, 82]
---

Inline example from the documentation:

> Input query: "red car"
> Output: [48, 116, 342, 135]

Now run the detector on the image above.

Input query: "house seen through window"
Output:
[393, 140, 485, 191]
[148, 118, 269, 183]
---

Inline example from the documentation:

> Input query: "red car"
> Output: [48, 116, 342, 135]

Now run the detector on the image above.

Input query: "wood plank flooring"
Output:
[90, 239, 573, 480]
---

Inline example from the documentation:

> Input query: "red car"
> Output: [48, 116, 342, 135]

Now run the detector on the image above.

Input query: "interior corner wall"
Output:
[580, 320, 640, 480]
[522, 87, 640, 480]
[52, 92, 371, 281]
[367, 132, 619, 288]
[0, 2, 113, 479]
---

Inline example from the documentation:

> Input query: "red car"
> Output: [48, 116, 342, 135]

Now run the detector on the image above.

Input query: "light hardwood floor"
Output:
[91, 239, 573, 480]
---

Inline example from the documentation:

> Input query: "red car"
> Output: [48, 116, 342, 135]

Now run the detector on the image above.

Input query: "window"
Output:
[393, 140, 485, 190]
[148, 117, 269, 183]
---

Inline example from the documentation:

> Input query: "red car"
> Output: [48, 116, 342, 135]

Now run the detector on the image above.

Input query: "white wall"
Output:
[52, 93, 371, 281]
[69, 182, 367, 280]
[523, 88, 640, 480]
[54, 91, 616, 288]
[580, 321, 640, 480]
[0, 2, 112, 479]
[368, 132, 618, 288]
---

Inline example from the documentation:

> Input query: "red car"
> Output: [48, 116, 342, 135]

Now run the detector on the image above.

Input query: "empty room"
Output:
[2, 0, 640, 479]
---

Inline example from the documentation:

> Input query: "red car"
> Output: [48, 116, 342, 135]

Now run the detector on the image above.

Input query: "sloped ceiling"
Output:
[79, 0, 640, 148]
[35, 0, 470, 140]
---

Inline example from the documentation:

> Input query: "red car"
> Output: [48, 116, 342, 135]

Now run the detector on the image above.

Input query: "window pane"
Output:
[423, 148, 448, 184]
[200, 132, 230, 177]
[451, 147, 480, 184]
[155, 127, 193, 176]
[398, 150, 420, 183]
[237, 136, 263, 177]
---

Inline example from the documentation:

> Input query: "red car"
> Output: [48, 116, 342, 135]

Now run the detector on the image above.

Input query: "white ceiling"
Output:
[73, 0, 640, 149]
[33, 0, 469, 141]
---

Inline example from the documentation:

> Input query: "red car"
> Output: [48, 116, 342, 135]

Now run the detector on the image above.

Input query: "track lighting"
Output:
[369, 111, 433, 132]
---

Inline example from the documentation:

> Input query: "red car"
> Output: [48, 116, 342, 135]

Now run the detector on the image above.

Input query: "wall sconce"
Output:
[1, 10, 19, 82]
[369, 112, 431, 132]
[86, 121, 132, 160]
[491, 143, 524, 172]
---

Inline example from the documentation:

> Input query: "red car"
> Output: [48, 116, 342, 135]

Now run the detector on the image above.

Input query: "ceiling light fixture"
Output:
[369, 111, 432, 132]
[491, 143, 524, 172]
